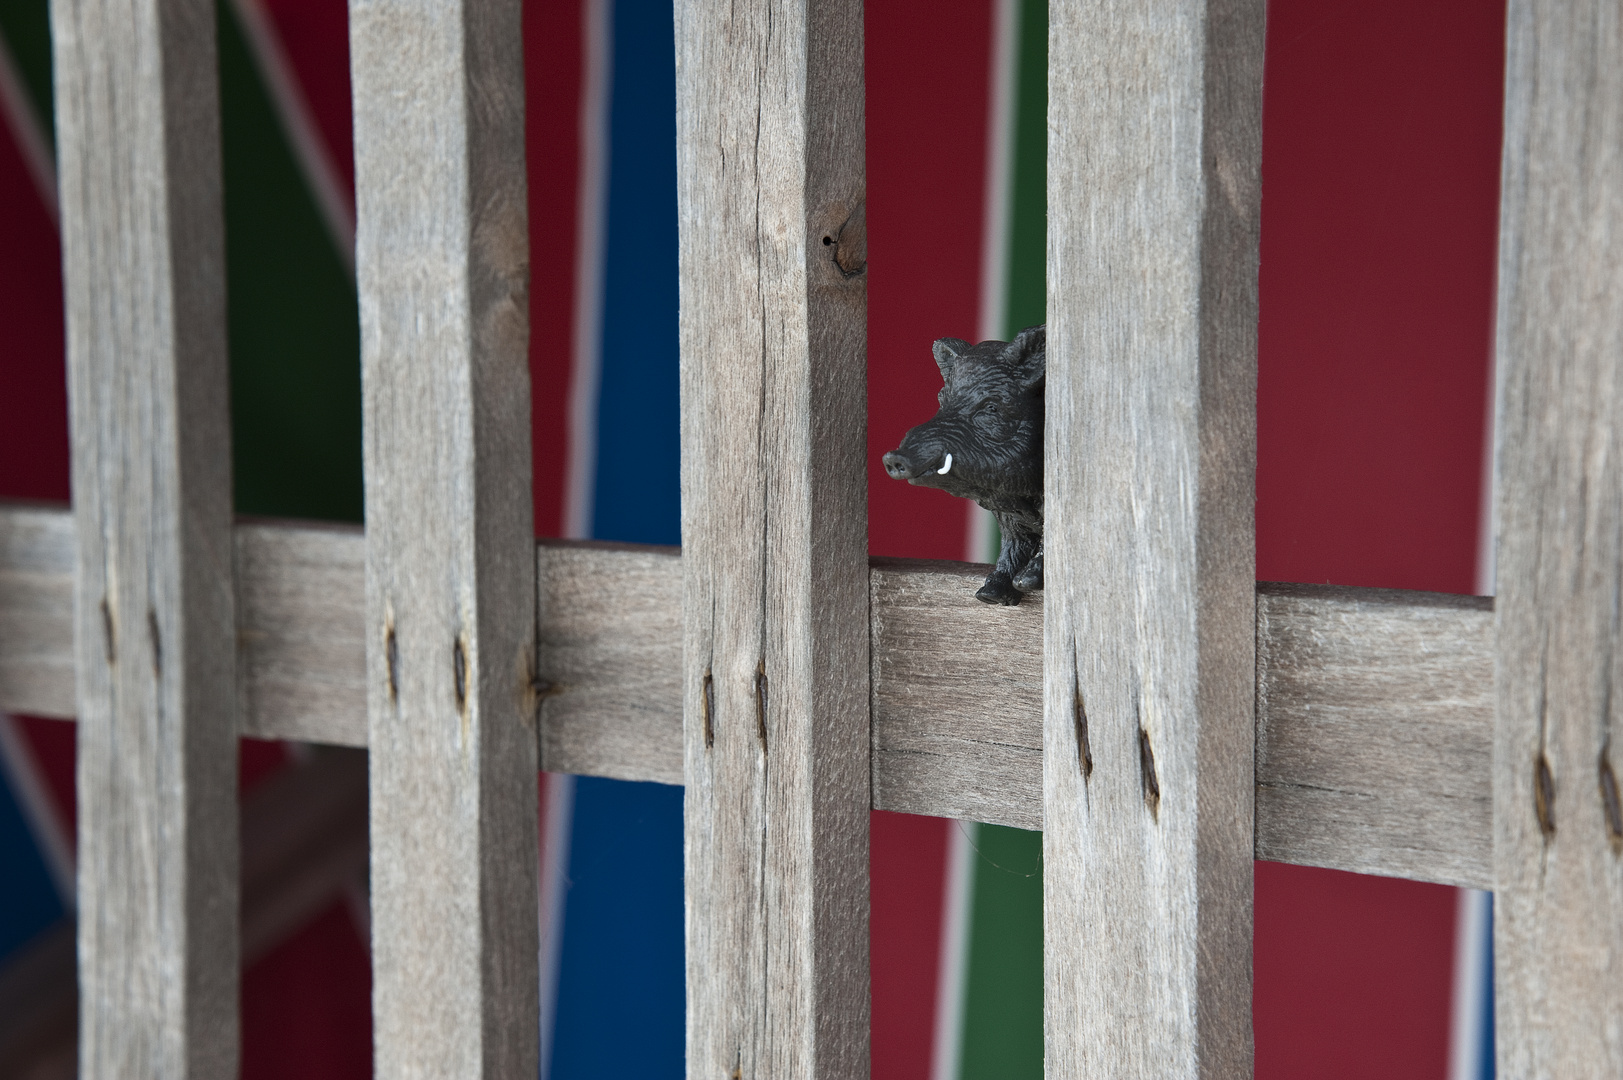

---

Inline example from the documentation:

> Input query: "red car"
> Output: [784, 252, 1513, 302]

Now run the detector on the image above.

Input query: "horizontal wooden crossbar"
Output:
[0, 502, 1493, 889]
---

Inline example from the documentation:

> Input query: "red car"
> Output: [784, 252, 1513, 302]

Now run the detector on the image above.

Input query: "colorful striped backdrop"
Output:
[0, 1, 1504, 1076]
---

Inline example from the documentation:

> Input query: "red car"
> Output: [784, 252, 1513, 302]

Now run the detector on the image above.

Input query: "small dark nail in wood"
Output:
[1600, 750, 1623, 851]
[702, 669, 715, 749]
[385, 621, 399, 704]
[453, 636, 468, 712]
[754, 660, 768, 753]
[146, 609, 161, 677]
[1534, 753, 1556, 839]
[1073, 682, 1092, 780]
[1138, 727, 1161, 821]
[99, 597, 115, 664]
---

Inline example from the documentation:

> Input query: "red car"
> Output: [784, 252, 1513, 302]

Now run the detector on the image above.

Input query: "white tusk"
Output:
[937, 453, 953, 475]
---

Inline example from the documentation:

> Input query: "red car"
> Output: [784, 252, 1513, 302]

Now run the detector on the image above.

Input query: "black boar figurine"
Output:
[882, 325, 1045, 606]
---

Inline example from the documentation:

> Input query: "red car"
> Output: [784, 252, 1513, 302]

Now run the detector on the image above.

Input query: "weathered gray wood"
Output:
[1492, 3, 1623, 1071]
[870, 558, 1044, 827]
[0, 509, 1505, 887]
[537, 540, 681, 782]
[50, 0, 240, 1071]
[0, 505, 77, 720]
[676, 0, 870, 1074]
[348, 0, 539, 1073]
[1045, 0, 1265, 1075]
[1256, 583, 1494, 889]
[0, 746, 370, 1078]
[235, 521, 368, 747]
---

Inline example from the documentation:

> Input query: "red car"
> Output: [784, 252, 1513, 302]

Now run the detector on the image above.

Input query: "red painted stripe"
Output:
[256, 0, 355, 201]
[1253, 0, 1505, 1075]
[867, 2, 997, 1076]
[524, 0, 585, 538]
[0, 68, 67, 505]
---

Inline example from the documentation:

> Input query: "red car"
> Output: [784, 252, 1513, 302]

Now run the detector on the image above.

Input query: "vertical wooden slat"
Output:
[349, 0, 539, 1074]
[675, 0, 869, 1076]
[1043, 1, 1264, 1076]
[1492, 3, 1623, 1073]
[51, 0, 240, 1074]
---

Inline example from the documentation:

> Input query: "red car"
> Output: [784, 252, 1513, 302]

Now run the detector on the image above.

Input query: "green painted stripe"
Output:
[0, 0, 52, 146]
[958, 0, 1046, 1075]
[1000, 0, 1046, 340]
[216, 0, 362, 522]
[958, 823, 1044, 1079]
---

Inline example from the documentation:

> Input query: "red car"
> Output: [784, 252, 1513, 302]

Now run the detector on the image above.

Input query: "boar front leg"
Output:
[977, 517, 1041, 605]
[1012, 547, 1042, 593]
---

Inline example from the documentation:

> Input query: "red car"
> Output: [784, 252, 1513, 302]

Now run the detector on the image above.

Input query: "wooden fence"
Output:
[0, 0, 1616, 1075]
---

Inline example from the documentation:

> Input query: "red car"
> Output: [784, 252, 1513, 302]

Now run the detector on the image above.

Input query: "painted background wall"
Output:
[0, 0, 1504, 1075]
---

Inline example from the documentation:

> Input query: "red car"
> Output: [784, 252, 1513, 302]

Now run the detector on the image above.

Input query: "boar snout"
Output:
[882, 451, 915, 480]
[882, 448, 948, 481]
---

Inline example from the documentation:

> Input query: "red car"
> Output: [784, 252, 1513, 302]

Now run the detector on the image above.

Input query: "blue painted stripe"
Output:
[548, 1, 685, 1076]
[0, 737, 66, 961]
[589, 0, 680, 549]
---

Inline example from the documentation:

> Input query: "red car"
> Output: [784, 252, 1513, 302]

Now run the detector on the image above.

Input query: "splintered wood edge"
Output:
[0, 507, 1495, 888]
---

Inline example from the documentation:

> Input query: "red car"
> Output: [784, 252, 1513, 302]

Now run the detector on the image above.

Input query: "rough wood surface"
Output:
[349, 0, 539, 1074]
[49, 0, 240, 1072]
[1045, 0, 1265, 1075]
[0, 747, 370, 1079]
[0, 509, 1506, 888]
[236, 521, 368, 746]
[1256, 583, 1493, 889]
[0, 505, 76, 720]
[870, 558, 1044, 827]
[675, 0, 870, 1075]
[537, 540, 681, 782]
[1492, 3, 1623, 1071]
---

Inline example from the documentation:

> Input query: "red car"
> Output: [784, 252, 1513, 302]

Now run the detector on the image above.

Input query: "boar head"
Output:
[882, 325, 1046, 605]
[882, 325, 1045, 508]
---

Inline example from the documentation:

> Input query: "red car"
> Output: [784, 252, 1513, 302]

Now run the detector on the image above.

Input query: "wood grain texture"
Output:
[537, 540, 682, 783]
[1045, 0, 1265, 1075]
[0, 505, 76, 720]
[870, 558, 1044, 828]
[49, 0, 240, 1072]
[0, 746, 370, 1080]
[349, 0, 538, 1073]
[0, 510, 1505, 887]
[236, 521, 368, 746]
[1492, 3, 1623, 1072]
[675, 0, 870, 1075]
[1256, 583, 1494, 889]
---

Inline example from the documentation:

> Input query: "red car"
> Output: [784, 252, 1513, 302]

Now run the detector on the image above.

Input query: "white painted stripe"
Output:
[0, 32, 55, 222]
[930, 820, 975, 1080]
[537, 772, 577, 1080]
[0, 714, 74, 908]
[966, 0, 1020, 568]
[977, 0, 1018, 346]
[1447, 338, 1497, 1079]
[228, 0, 356, 274]
[541, 3, 609, 1064]
[564, 0, 614, 541]
[1447, 887, 1492, 1080]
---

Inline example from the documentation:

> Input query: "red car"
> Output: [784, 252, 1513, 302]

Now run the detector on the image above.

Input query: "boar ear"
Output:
[1004, 324, 1046, 391]
[932, 337, 969, 379]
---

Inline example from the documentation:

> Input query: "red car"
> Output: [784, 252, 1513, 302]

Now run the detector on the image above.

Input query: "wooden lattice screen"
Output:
[0, 0, 1617, 1075]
